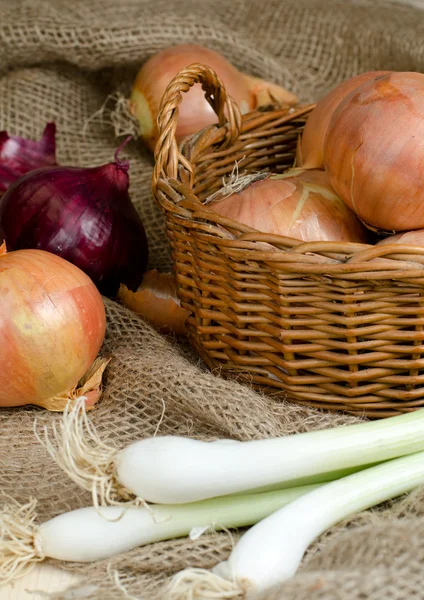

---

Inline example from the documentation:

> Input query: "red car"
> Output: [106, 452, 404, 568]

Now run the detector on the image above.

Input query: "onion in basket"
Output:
[298, 71, 389, 169]
[324, 71, 424, 231]
[207, 169, 369, 243]
[376, 229, 424, 247]
[129, 44, 298, 151]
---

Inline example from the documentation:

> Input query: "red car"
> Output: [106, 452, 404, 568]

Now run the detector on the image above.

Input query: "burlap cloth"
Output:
[2, 0, 424, 597]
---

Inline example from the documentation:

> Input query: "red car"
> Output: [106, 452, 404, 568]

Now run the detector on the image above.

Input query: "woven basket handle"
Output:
[153, 63, 242, 185]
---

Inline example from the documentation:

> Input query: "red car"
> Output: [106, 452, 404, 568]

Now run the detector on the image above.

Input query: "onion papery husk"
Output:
[205, 171, 270, 204]
[359, 219, 395, 239]
[118, 271, 190, 335]
[33, 357, 110, 412]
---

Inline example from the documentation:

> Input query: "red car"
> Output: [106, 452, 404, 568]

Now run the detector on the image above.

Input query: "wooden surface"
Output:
[0, 564, 81, 599]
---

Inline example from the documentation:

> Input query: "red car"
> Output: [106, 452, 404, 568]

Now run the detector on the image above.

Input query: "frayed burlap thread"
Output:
[2, 0, 424, 598]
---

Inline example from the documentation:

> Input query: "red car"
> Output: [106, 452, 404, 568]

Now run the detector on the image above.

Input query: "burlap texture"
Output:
[2, 0, 424, 598]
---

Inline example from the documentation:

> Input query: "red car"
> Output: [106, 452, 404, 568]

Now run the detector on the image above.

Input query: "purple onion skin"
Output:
[0, 161, 148, 297]
[0, 123, 57, 194]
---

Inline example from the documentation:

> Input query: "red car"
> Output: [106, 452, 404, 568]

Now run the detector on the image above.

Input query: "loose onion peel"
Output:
[118, 270, 189, 335]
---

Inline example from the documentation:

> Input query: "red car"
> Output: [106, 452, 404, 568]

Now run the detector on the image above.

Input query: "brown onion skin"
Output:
[118, 270, 190, 335]
[209, 169, 369, 243]
[0, 249, 106, 407]
[324, 72, 424, 231]
[299, 71, 389, 169]
[131, 45, 250, 147]
[130, 44, 297, 151]
[376, 230, 424, 247]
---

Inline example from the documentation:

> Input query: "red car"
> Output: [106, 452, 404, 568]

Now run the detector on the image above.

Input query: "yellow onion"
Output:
[298, 71, 389, 169]
[376, 230, 424, 247]
[0, 246, 107, 409]
[208, 169, 368, 243]
[129, 44, 298, 151]
[118, 270, 189, 335]
[324, 72, 424, 231]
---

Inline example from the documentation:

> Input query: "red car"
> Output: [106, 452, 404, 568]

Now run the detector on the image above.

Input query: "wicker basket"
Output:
[152, 64, 424, 418]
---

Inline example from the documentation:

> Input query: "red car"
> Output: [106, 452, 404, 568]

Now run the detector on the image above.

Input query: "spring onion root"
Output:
[0, 485, 319, 585]
[168, 451, 424, 599]
[0, 496, 43, 585]
[39, 400, 424, 505]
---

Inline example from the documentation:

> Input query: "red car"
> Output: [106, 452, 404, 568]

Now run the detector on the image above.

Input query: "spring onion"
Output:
[168, 450, 424, 599]
[38, 401, 424, 506]
[0, 484, 319, 585]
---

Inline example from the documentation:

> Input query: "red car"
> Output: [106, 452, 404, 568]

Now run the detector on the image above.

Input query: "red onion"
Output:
[0, 141, 148, 297]
[0, 123, 56, 194]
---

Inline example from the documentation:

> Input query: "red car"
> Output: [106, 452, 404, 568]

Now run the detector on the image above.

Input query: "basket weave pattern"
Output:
[152, 65, 424, 417]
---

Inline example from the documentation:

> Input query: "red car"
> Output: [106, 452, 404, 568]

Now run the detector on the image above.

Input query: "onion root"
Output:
[167, 568, 244, 599]
[0, 495, 43, 585]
